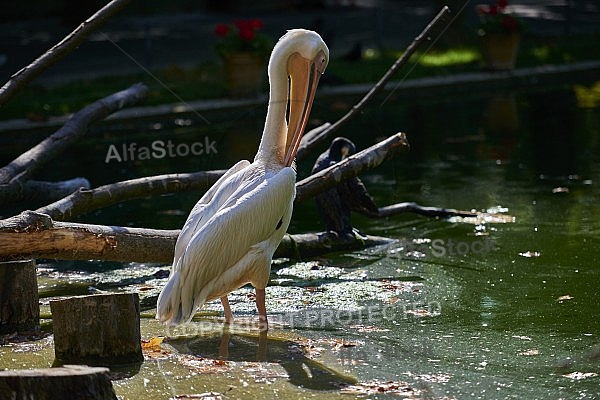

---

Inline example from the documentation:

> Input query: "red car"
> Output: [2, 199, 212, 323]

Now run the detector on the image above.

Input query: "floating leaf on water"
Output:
[562, 371, 598, 380]
[512, 335, 532, 341]
[142, 336, 164, 350]
[557, 295, 574, 302]
[552, 187, 569, 194]
[519, 251, 541, 258]
[404, 308, 437, 317]
[141, 336, 170, 359]
[339, 379, 418, 396]
[518, 349, 540, 356]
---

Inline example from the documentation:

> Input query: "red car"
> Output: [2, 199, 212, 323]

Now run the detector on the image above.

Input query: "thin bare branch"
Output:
[0, 83, 148, 190]
[296, 6, 451, 160]
[37, 170, 225, 221]
[295, 133, 409, 202]
[374, 202, 515, 223]
[0, 0, 133, 107]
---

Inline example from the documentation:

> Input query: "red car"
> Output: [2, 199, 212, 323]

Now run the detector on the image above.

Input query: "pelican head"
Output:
[258, 29, 329, 167]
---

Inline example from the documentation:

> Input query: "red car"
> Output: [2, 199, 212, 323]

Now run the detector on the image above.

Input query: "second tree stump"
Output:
[50, 293, 143, 365]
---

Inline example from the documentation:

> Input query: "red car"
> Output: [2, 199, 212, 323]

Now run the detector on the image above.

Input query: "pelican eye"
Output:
[276, 218, 283, 230]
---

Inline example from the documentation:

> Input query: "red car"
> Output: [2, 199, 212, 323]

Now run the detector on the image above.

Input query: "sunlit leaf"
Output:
[519, 251, 541, 258]
[518, 349, 540, 356]
[562, 372, 598, 380]
[141, 336, 164, 351]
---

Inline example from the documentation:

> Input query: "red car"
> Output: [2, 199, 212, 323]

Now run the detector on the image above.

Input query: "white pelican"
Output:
[156, 29, 329, 331]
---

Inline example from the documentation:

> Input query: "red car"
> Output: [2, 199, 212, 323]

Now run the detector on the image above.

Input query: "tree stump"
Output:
[0, 365, 117, 400]
[0, 260, 39, 334]
[50, 293, 143, 365]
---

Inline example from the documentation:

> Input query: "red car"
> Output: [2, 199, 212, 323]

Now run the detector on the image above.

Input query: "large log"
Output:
[50, 293, 143, 366]
[0, 211, 177, 263]
[0, 260, 39, 333]
[0, 210, 399, 263]
[0, 365, 117, 400]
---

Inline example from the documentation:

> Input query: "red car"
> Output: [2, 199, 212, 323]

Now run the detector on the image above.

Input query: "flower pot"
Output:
[481, 32, 520, 70]
[223, 53, 266, 97]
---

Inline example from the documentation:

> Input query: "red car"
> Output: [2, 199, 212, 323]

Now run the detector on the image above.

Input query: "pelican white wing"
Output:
[173, 160, 250, 263]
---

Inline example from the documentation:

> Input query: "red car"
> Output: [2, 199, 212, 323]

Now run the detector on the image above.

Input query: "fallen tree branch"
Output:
[0, 83, 147, 187]
[295, 132, 409, 202]
[0, 0, 133, 107]
[0, 211, 177, 264]
[377, 202, 478, 218]
[361, 202, 515, 224]
[36, 171, 225, 220]
[0, 177, 90, 207]
[33, 133, 408, 221]
[296, 6, 451, 160]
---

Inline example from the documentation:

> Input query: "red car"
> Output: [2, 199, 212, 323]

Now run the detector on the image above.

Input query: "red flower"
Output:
[215, 23, 229, 37]
[239, 27, 255, 41]
[234, 20, 250, 31]
[250, 19, 264, 30]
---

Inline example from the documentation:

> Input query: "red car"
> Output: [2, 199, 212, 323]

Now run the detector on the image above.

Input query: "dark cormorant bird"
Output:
[311, 137, 379, 237]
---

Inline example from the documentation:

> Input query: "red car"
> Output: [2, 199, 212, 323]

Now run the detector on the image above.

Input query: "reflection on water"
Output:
[166, 329, 357, 390]
[1, 86, 600, 398]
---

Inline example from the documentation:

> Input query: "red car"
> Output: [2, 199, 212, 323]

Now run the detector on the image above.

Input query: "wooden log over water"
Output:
[0, 260, 39, 333]
[275, 232, 393, 258]
[0, 365, 117, 400]
[50, 293, 143, 365]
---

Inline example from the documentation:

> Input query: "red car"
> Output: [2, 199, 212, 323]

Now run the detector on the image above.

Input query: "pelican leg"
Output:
[221, 296, 233, 323]
[255, 288, 269, 332]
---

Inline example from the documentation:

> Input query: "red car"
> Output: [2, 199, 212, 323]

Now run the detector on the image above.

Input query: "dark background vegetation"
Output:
[1, 1, 598, 120]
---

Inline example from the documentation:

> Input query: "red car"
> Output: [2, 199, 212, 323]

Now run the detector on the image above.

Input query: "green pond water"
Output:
[1, 84, 600, 399]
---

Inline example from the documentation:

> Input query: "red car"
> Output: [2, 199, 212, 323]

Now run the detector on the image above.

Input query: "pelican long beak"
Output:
[283, 51, 327, 167]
